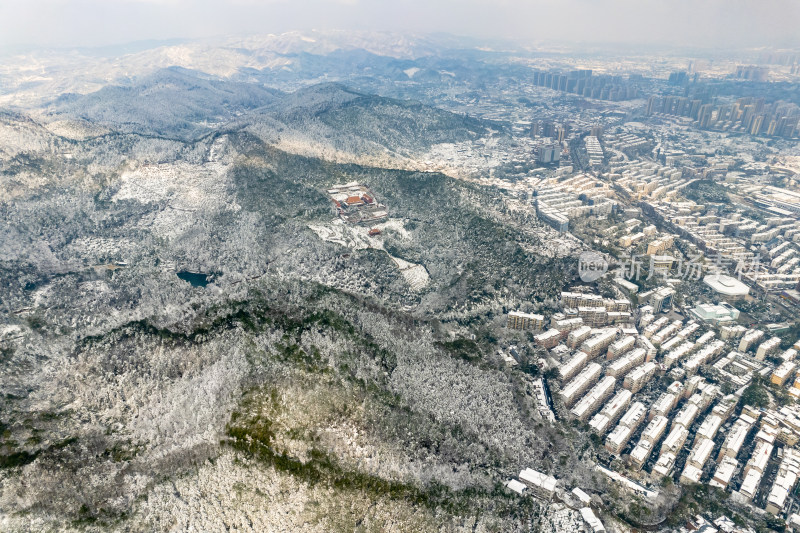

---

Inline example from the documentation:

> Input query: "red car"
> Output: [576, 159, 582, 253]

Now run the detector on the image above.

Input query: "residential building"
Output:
[622, 361, 657, 393]
[709, 457, 738, 490]
[507, 311, 545, 331]
[519, 468, 558, 499]
[559, 351, 589, 383]
[560, 363, 602, 407]
[571, 376, 616, 421]
[772, 361, 797, 386]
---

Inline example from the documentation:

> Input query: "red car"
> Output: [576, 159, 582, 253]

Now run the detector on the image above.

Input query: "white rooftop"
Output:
[703, 274, 750, 297]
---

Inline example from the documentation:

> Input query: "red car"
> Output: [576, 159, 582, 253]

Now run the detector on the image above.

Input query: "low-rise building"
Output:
[519, 468, 558, 499]
[690, 302, 740, 324]
[580, 507, 606, 533]
[703, 273, 750, 300]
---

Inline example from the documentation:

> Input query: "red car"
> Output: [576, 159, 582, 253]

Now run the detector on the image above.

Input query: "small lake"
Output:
[177, 271, 210, 287]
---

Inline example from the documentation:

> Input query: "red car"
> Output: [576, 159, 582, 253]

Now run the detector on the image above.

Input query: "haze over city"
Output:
[1, 0, 799, 50]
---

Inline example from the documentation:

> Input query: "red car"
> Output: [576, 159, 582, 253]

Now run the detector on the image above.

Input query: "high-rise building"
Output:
[750, 114, 765, 135]
[538, 145, 560, 165]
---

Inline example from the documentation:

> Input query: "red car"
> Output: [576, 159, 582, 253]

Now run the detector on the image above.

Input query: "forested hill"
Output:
[43, 67, 282, 139]
[0, 76, 585, 532]
[42, 71, 490, 159]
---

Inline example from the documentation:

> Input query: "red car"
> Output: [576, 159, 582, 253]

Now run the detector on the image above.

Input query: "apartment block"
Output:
[507, 311, 545, 331]
[766, 448, 800, 515]
[571, 376, 616, 422]
[606, 348, 646, 378]
[709, 457, 738, 490]
[649, 392, 678, 420]
[622, 361, 657, 393]
[660, 425, 690, 456]
[756, 337, 781, 361]
[697, 414, 723, 441]
[629, 439, 655, 470]
[559, 351, 589, 383]
[581, 329, 618, 358]
[607, 335, 635, 360]
[641, 415, 669, 445]
[560, 362, 602, 407]
[567, 326, 593, 349]
[618, 401, 647, 430]
[589, 389, 633, 434]
[534, 328, 562, 349]
[605, 423, 634, 454]
[739, 329, 765, 353]
[653, 452, 677, 477]
[744, 440, 774, 477]
[672, 403, 700, 430]
[772, 361, 797, 386]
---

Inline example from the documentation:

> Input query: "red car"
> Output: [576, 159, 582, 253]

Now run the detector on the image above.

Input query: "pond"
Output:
[177, 271, 210, 287]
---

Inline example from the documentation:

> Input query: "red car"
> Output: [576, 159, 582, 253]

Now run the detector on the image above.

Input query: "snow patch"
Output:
[309, 218, 428, 290]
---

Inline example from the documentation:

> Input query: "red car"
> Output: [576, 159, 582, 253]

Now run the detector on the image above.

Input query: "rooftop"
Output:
[704, 274, 750, 297]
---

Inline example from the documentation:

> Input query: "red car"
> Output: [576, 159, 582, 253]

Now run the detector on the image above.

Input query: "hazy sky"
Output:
[1, 0, 798, 50]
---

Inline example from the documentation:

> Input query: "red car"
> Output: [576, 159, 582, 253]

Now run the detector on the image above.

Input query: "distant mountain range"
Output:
[37, 70, 490, 168]
[0, 31, 522, 107]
